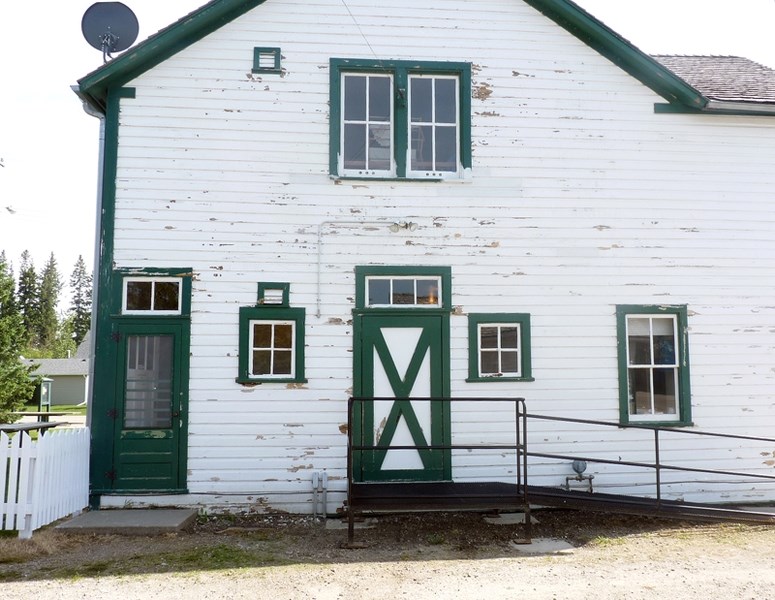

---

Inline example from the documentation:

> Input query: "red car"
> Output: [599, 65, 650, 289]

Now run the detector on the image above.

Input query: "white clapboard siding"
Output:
[101, 0, 775, 511]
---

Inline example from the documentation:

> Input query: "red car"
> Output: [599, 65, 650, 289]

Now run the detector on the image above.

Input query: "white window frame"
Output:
[477, 322, 522, 378]
[406, 73, 461, 179]
[365, 275, 443, 308]
[248, 319, 296, 380]
[339, 72, 396, 178]
[624, 314, 680, 423]
[122, 277, 183, 315]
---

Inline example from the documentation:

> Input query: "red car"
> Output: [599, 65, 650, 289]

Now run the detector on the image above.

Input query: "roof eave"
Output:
[522, 0, 708, 110]
[77, 0, 269, 112]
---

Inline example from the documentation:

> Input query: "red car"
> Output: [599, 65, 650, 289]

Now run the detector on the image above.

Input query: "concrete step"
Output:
[56, 509, 198, 535]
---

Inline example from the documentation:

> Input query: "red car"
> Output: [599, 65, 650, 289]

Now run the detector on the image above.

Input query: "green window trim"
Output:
[252, 47, 281, 73]
[616, 304, 692, 427]
[257, 281, 290, 306]
[237, 306, 307, 384]
[355, 266, 452, 310]
[466, 313, 533, 382]
[112, 267, 193, 316]
[329, 58, 472, 180]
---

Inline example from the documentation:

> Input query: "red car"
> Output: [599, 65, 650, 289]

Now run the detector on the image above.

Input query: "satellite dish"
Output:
[81, 2, 139, 63]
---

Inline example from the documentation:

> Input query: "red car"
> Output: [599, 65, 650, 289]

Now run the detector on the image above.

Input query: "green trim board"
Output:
[354, 266, 452, 310]
[466, 313, 534, 382]
[352, 312, 451, 482]
[236, 305, 307, 384]
[76, 0, 764, 117]
[329, 59, 472, 178]
[252, 47, 282, 73]
[616, 304, 692, 427]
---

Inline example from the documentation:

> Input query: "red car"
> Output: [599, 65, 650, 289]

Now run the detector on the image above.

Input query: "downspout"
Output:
[73, 87, 106, 430]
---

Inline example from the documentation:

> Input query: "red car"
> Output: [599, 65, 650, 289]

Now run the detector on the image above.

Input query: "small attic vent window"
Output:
[262, 288, 285, 305]
[253, 47, 281, 73]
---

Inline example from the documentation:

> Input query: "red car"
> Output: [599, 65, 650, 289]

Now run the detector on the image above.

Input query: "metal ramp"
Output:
[345, 397, 775, 544]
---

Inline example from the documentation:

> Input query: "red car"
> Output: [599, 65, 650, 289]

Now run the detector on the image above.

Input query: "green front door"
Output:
[112, 321, 188, 491]
[354, 313, 450, 481]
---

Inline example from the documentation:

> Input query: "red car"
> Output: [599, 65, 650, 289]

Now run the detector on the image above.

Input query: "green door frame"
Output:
[111, 318, 190, 492]
[353, 310, 451, 482]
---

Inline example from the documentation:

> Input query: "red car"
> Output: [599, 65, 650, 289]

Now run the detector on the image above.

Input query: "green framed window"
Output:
[467, 313, 533, 382]
[355, 266, 452, 310]
[237, 283, 306, 384]
[616, 305, 691, 426]
[330, 59, 472, 180]
[252, 47, 281, 73]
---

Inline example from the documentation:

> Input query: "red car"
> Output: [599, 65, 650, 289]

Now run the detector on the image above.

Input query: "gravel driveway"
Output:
[2, 511, 773, 599]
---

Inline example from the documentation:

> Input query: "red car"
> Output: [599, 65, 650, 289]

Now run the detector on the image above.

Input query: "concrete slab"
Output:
[509, 537, 575, 555]
[56, 509, 198, 535]
[483, 513, 538, 525]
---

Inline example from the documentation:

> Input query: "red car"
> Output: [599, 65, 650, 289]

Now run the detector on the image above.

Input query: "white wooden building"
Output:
[75, 0, 775, 514]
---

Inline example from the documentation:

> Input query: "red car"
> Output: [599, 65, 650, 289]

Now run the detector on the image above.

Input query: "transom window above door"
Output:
[366, 276, 442, 307]
[331, 59, 472, 180]
[122, 277, 182, 315]
[355, 266, 452, 310]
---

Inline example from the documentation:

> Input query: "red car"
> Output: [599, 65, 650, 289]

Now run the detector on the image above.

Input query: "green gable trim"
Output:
[78, 0, 270, 111]
[655, 103, 775, 117]
[78, 0, 760, 116]
[522, 0, 706, 110]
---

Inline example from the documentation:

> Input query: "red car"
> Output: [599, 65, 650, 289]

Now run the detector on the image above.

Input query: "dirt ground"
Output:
[1, 509, 774, 599]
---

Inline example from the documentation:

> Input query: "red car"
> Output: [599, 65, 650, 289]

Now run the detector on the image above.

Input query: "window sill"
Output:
[466, 376, 535, 383]
[331, 174, 472, 184]
[620, 420, 694, 429]
[236, 377, 308, 385]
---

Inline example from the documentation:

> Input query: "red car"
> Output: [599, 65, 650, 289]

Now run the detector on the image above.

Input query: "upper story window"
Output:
[330, 59, 472, 180]
[122, 277, 182, 315]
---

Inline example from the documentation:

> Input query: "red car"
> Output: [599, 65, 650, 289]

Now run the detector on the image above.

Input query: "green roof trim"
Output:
[78, 0, 269, 111]
[77, 0, 713, 113]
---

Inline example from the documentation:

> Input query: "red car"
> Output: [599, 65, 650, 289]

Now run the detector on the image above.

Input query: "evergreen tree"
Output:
[16, 250, 39, 347]
[0, 253, 37, 422]
[37, 252, 62, 350]
[69, 254, 92, 346]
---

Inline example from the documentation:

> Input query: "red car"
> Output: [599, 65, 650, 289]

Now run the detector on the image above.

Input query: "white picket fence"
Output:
[1, 427, 90, 539]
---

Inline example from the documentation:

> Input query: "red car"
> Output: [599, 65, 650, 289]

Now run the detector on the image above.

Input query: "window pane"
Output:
[480, 326, 498, 349]
[154, 281, 179, 311]
[435, 126, 457, 171]
[368, 279, 390, 305]
[416, 279, 438, 305]
[435, 78, 457, 123]
[629, 368, 652, 415]
[411, 125, 433, 170]
[273, 350, 293, 375]
[343, 123, 367, 169]
[410, 78, 433, 122]
[628, 317, 650, 336]
[126, 281, 152, 310]
[252, 350, 271, 375]
[500, 326, 519, 349]
[274, 324, 293, 349]
[653, 318, 676, 365]
[368, 124, 391, 170]
[253, 324, 272, 348]
[653, 368, 677, 414]
[124, 335, 173, 429]
[392, 279, 414, 304]
[369, 76, 391, 122]
[344, 75, 366, 120]
[501, 351, 519, 374]
[480, 350, 499, 374]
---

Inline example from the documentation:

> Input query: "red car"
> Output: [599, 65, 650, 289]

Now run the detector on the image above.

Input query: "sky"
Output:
[1, 0, 774, 295]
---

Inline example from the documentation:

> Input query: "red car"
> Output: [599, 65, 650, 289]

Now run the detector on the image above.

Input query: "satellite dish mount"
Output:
[81, 2, 139, 63]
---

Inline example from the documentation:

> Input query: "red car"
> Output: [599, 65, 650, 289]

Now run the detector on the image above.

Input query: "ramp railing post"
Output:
[654, 428, 662, 508]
